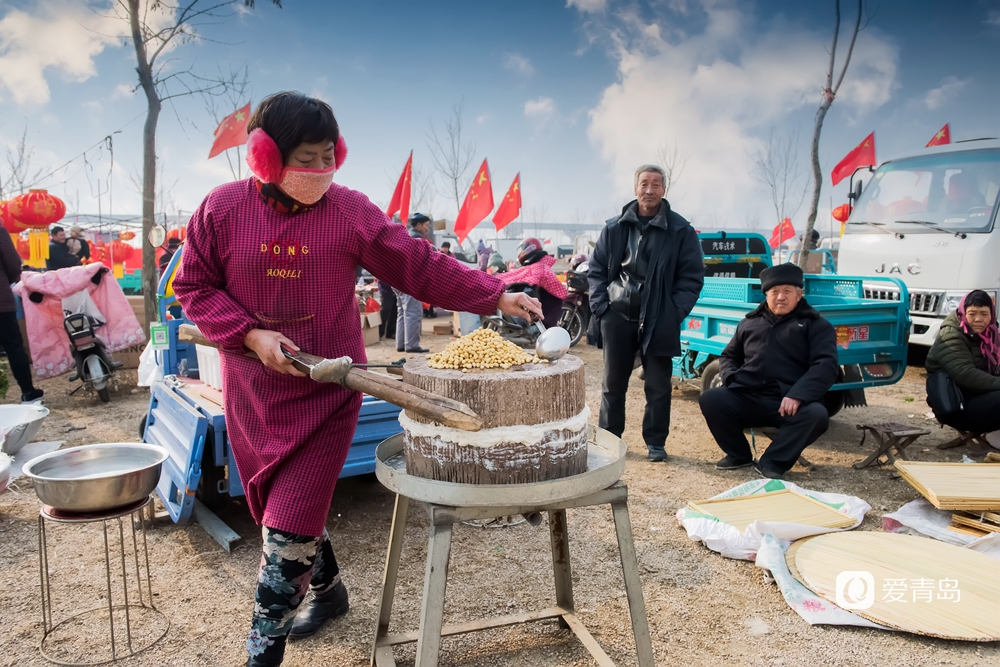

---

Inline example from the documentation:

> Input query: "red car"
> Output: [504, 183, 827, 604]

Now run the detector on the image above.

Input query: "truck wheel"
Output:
[138, 415, 148, 439]
[197, 428, 225, 511]
[822, 391, 845, 418]
[700, 360, 723, 394]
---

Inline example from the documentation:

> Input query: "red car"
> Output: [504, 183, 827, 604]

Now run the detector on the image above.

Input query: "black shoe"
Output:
[716, 455, 754, 470]
[396, 346, 405, 352]
[405, 347, 430, 354]
[21, 388, 44, 403]
[245, 632, 286, 666]
[648, 450, 667, 462]
[289, 581, 350, 641]
[755, 462, 785, 480]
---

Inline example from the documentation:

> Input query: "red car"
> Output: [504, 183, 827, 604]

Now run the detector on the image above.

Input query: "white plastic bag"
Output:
[755, 534, 889, 629]
[136, 340, 163, 387]
[675, 478, 870, 561]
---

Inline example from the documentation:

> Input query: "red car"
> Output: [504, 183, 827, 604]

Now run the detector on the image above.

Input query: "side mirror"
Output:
[148, 224, 166, 248]
[849, 179, 863, 203]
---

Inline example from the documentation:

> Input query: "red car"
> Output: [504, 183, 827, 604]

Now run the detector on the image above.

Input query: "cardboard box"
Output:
[433, 323, 454, 336]
[361, 311, 381, 347]
[111, 342, 146, 369]
[127, 295, 148, 330]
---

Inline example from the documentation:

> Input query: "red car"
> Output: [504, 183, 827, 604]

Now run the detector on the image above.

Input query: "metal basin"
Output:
[0, 404, 49, 455]
[24, 443, 168, 513]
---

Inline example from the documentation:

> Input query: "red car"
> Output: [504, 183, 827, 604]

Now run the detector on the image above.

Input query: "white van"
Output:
[838, 139, 1000, 347]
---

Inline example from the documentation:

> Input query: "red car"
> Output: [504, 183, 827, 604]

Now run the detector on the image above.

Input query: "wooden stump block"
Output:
[400, 355, 588, 483]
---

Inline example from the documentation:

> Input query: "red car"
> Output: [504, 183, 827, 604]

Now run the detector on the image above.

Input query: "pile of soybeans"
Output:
[426, 328, 542, 370]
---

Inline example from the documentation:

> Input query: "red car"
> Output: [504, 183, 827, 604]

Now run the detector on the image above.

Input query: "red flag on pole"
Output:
[926, 123, 951, 147]
[385, 151, 413, 223]
[769, 218, 795, 249]
[208, 103, 251, 159]
[492, 173, 521, 231]
[454, 159, 494, 243]
[831, 132, 876, 186]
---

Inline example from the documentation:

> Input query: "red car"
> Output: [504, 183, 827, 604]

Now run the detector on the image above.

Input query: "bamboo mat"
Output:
[786, 532, 1000, 640]
[894, 462, 1000, 510]
[687, 489, 855, 532]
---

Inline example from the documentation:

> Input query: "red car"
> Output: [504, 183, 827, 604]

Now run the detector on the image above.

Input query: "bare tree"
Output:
[742, 211, 764, 232]
[409, 162, 437, 219]
[0, 127, 44, 199]
[115, 0, 279, 331]
[653, 141, 689, 200]
[800, 0, 866, 270]
[749, 126, 809, 227]
[426, 101, 477, 216]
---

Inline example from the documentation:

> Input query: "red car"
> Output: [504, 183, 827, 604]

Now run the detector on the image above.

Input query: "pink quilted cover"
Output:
[13, 264, 145, 379]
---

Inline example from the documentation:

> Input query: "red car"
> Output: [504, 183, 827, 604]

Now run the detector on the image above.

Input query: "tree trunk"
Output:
[128, 0, 161, 332]
[800, 102, 831, 270]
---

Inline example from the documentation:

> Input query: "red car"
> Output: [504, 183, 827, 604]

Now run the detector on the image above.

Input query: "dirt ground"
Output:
[2, 324, 999, 667]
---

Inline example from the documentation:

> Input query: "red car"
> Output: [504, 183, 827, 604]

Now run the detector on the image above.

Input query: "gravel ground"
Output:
[1, 326, 999, 667]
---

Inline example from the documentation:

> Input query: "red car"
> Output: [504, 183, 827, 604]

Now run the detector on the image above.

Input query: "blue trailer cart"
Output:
[698, 232, 772, 279]
[141, 247, 403, 550]
[672, 273, 911, 414]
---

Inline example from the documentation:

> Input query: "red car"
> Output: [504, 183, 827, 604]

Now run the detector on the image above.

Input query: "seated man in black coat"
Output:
[699, 264, 838, 479]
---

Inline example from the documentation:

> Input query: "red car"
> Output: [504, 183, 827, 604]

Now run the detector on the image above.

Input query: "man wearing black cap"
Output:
[393, 213, 432, 353]
[698, 263, 838, 479]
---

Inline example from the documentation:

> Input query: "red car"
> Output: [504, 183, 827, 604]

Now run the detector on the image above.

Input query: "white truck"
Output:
[838, 139, 1000, 347]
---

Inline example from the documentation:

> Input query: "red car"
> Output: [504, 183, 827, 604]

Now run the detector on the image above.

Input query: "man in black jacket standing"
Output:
[46, 226, 82, 270]
[589, 165, 704, 462]
[699, 264, 838, 479]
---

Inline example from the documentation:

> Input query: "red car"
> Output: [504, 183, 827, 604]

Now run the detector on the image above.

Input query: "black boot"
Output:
[245, 632, 286, 666]
[288, 580, 350, 640]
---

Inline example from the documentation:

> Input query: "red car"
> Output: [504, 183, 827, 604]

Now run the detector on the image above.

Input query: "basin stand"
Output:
[370, 481, 655, 667]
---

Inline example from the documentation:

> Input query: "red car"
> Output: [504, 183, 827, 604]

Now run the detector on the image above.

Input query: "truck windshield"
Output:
[846, 149, 1000, 234]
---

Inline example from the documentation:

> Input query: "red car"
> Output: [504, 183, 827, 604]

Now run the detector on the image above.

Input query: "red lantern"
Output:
[16, 237, 30, 261]
[167, 226, 187, 242]
[110, 240, 134, 263]
[0, 201, 28, 234]
[119, 231, 136, 241]
[832, 204, 851, 223]
[8, 189, 66, 228]
[91, 242, 108, 266]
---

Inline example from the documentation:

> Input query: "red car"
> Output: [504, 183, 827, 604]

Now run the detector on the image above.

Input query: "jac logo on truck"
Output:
[874, 262, 921, 275]
[836, 325, 870, 349]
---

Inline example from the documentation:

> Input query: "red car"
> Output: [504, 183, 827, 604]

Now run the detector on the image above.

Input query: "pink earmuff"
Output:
[246, 129, 349, 183]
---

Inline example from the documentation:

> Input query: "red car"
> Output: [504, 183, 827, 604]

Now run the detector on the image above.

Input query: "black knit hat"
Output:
[408, 212, 431, 226]
[760, 263, 804, 292]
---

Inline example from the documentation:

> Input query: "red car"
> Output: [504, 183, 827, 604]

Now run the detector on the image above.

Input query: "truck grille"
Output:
[863, 287, 900, 302]
[863, 286, 942, 315]
[909, 291, 942, 315]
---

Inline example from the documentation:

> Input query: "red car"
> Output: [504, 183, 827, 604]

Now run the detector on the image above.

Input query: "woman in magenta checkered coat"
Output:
[173, 92, 541, 667]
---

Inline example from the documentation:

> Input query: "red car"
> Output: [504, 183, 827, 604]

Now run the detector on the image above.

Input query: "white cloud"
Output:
[524, 97, 557, 126]
[0, 1, 132, 106]
[503, 53, 535, 76]
[112, 83, 134, 100]
[923, 76, 971, 110]
[586, 3, 898, 221]
[567, 0, 607, 12]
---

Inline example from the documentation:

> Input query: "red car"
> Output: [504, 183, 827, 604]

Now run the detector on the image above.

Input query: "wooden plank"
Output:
[561, 612, 616, 667]
[379, 607, 567, 646]
[688, 490, 856, 531]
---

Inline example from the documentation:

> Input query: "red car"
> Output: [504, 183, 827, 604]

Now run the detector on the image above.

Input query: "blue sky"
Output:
[0, 0, 998, 239]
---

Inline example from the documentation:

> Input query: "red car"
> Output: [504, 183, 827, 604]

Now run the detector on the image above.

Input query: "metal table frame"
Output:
[38, 496, 168, 665]
[370, 481, 655, 667]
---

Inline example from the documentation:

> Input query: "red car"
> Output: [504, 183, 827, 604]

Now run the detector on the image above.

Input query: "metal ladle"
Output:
[533, 318, 571, 361]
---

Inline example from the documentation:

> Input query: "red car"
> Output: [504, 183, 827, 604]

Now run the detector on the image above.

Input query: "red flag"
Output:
[831, 132, 876, 186]
[385, 151, 413, 223]
[454, 159, 494, 243]
[492, 173, 521, 231]
[926, 123, 951, 147]
[208, 103, 251, 159]
[768, 218, 795, 249]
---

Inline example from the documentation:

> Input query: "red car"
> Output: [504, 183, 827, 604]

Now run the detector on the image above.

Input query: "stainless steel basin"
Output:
[24, 443, 168, 513]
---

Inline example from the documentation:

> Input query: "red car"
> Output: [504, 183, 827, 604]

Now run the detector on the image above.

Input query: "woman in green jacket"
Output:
[925, 289, 1000, 432]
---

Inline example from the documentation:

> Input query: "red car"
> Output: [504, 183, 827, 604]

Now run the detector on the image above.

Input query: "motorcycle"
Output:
[481, 283, 548, 348]
[63, 296, 122, 403]
[559, 260, 590, 347]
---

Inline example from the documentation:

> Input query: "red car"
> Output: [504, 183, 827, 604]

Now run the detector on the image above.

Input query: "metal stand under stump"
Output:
[370, 428, 655, 667]
[38, 496, 169, 665]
